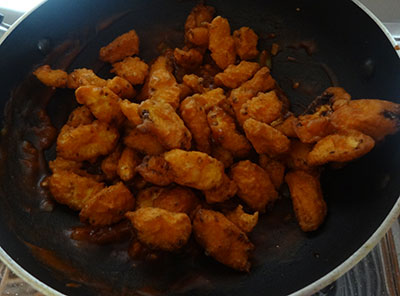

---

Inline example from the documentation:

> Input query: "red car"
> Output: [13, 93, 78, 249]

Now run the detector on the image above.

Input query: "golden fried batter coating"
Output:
[285, 140, 313, 171]
[48, 170, 104, 211]
[119, 99, 142, 126]
[233, 27, 259, 60]
[111, 57, 149, 85]
[140, 56, 181, 109]
[207, 106, 252, 158]
[225, 205, 259, 233]
[183, 74, 207, 94]
[324, 87, 351, 111]
[66, 106, 94, 128]
[259, 154, 285, 189]
[99, 30, 139, 63]
[49, 157, 83, 173]
[117, 147, 140, 181]
[285, 170, 327, 232]
[211, 145, 234, 168]
[230, 160, 278, 212]
[273, 115, 298, 138]
[208, 16, 236, 69]
[180, 96, 211, 153]
[57, 120, 119, 161]
[229, 67, 276, 125]
[75, 86, 124, 124]
[67, 68, 107, 89]
[126, 207, 192, 251]
[136, 186, 199, 215]
[33, 65, 68, 88]
[243, 118, 290, 156]
[164, 149, 224, 190]
[101, 146, 122, 180]
[187, 27, 210, 47]
[137, 100, 192, 150]
[193, 209, 254, 272]
[174, 48, 203, 70]
[195, 88, 227, 111]
[293, 105, 335, 143]
[214, 61, 260, 89]
[136, 155, 173, 186]
[203, 174, 237, 204]
[123, 127, 165, 155]
[308, 130, 375, 166]
[184, 4, 215, 46]
[106, 76, 136, 99]
[330, 99, 400, 141]
[80, 182, 135, 226]
[241, 90, 282, 124]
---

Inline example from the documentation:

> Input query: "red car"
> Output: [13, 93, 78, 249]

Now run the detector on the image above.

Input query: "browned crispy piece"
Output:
[308, 130, 375, 166]
[111, 57, 149, 85]
[233, 27, 259, 60]
[75, 86, 124, 124]
[180, 96, 211, 153]
[195, 88, 227, 111]
[214, 61, 260, 89]
[241, 91, 282, 124]
[207, 106, 252, 158]
[285, 170, 327, 232]
[66, 106, 94, 128]
[137, 100, 192, 150]
[126, 207, 192, 251]
[187, 27, 210, 47]
[164, 149, 224, 190]
[119, 99, 142, 126]
[293, 105, 335, 143]
[67, 68, 107, 89]
[323, 87, 351, 111]
[136, 186, 199, 215]
[330, 99, 400, 141]
[48, 170, 104, 211]
[101, 146, 122, 180]
[117, 147, 140, 181]
[225, 205, 259, 233]
[229, 67, 276, 125]
[174, 47, 203, 70]
[208, 16, 236, 69]
[80, 182, 135, 226]
[136, 155, 173, 186]
[182, 74, 207, 94]
[203, 174, 237, 204]
[230, 160, 278, 212]
[123, 127, 165, 155]
[243, 118, 290, 156]
[33, 65, 68, 88]
[273, 115, 298, 138]
[184, 4, 215, 46]
[211, 145, 234, 168]
[99, 30, 139, 63]
[193, 209, 254, 272]
[285, 140, 313, 171]
[49, 157, 83, 173]
[57, 120, 119, 161]
[178, 83, 193, 100]
[259, 154, 285, 189]
[139, 56, 181, 108]
[106, 76, 136, 99]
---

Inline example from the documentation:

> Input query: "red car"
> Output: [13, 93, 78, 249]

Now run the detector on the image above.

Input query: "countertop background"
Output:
[0, 0, 400, 295]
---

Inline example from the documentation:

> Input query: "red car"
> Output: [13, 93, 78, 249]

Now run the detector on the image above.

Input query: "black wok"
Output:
[0, 0, 400, 295]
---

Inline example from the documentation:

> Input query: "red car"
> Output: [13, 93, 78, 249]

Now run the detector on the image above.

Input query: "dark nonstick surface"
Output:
[1, 0, 400, 295]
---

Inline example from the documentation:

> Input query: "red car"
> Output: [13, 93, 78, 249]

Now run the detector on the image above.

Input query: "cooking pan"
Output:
[1, 0, 400, 295]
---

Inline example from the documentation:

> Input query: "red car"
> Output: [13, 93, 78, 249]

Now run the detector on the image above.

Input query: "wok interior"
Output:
[0, 0, 400, 295]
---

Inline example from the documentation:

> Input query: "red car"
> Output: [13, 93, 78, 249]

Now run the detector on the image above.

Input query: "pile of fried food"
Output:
[33, 4, 400, 272]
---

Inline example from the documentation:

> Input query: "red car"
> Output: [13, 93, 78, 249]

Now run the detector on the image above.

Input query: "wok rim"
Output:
[0, 1, 399, 295]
